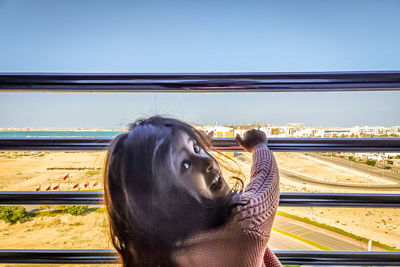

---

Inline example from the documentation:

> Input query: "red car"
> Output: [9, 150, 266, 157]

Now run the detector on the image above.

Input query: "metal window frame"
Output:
[1, 192, 400, 208]
[0, 250, 399, 265]
[1, 137, 400, 152]
[1, 72, 400, 265]
[1, 71, 400, 92]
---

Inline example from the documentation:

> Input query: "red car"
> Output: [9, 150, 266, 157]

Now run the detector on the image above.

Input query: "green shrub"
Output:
[0, 206, 31, 224]
[348, 156, 355, 161]
[95, 207, 106, 213]
[366, 159, 377, 166]
[57, 205, 89, 216]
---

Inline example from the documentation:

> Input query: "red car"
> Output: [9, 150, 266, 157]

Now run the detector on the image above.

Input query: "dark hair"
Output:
[104, 115, 242, 266]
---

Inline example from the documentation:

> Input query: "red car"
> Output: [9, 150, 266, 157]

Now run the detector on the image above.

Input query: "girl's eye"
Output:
[194, 144, 201, 153]
[182, 161, 190, 170]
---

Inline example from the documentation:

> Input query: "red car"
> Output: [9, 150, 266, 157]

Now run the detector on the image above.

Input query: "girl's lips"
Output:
[210, 173, 224, 192]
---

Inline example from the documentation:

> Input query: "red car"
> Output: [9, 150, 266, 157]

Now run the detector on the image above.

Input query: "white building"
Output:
[202, 125, 234, 138]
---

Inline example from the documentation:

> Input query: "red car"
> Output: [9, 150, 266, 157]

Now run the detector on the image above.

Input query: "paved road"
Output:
[269, 229, 318, 250]
[308, 154, 400, 184]
[280, 168, 400, 190]
[270, 215, 376, 251]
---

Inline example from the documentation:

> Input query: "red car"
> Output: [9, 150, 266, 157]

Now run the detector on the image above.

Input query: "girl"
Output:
[104, 116, 281, 267]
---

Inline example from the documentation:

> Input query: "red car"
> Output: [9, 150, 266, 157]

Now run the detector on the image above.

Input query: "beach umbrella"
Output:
[84, 182, 88, 188]
[35, 185, 41, 191]
[62, 173, 69, 180]
[72, 183, 79, 189]
[93, 182, 98, 187]
[45, 185, 51, 191]
[53, 184, 60, 190]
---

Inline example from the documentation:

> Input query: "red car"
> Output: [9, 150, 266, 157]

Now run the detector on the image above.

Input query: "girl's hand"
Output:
[199, 130, 214, 147]
[235, 129, 267, 153]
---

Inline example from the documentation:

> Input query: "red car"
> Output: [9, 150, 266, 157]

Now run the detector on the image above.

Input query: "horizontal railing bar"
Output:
[277, 251, 400, 265]
[1, 192, 400, 207]
[1, 137, 399, 152]
[0, 249, 117, 264]
[0, 192, 104, 205]
[0, 250, 399, 265]
[280, 193, 400, 207]
[1, 71, 400, 92]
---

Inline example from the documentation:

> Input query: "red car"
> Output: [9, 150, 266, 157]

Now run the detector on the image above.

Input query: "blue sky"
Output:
[0, 0, 399, 128]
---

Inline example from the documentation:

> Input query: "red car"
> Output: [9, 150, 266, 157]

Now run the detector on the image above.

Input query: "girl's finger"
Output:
[235, 134, 243, 146]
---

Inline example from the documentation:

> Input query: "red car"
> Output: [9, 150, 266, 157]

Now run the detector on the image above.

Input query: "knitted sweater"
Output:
[172, 144, 281, 267]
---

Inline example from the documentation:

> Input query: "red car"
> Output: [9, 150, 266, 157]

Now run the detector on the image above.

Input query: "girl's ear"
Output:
[207, 131, 214, 140]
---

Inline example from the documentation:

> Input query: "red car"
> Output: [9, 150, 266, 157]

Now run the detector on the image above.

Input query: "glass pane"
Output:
[0, 151, 399, 255]
[0, 265, 119, 267]
[0, 205, 111, 249]
[274, 152, 400, 194]
[0, 92, 399, 129]
[1, 205, 398, 252]
[1, 1, 399, 72]
[218, 151, 400, 194]
[1, 150, 399, 193]
[272, 207, 400, 251]
[0, 151, 107, 191]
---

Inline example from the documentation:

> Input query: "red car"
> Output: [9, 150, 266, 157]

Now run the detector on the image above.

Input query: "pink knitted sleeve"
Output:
[235, 144, 280, 232]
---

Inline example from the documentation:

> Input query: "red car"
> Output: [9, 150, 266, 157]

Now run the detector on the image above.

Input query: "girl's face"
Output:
[171, 130, 230, 201]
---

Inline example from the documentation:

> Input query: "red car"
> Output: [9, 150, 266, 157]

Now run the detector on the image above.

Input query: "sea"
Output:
[0, 131, 125, 138]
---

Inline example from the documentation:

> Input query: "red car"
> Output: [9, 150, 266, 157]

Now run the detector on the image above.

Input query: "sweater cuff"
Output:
[253, 143, 268, 151]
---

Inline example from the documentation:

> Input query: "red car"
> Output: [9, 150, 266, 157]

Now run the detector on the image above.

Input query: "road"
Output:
[308, 154, 400, 184]
[269, 229, 318, 250]
[269, 215, 379, 251]
[279, 168, 400, 190]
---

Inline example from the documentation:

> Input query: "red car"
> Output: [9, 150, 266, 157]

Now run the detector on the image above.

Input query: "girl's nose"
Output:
[204, 156, 215, 172]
